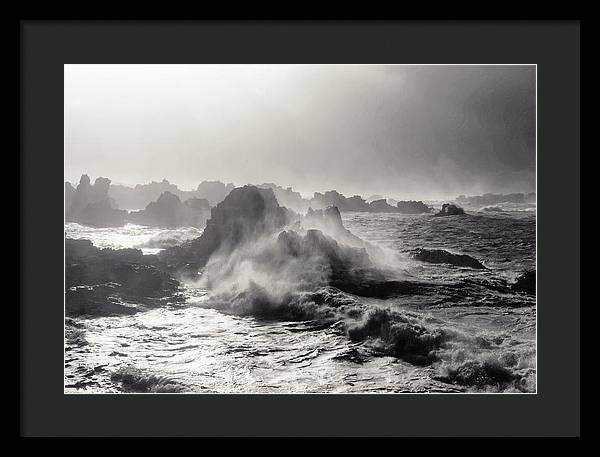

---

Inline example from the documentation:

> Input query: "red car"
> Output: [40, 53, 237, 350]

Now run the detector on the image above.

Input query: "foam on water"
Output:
[65, 211, 536, 393]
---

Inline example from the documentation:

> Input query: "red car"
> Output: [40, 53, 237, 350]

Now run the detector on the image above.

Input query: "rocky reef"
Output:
[65, 239, 180, 316]
[434, 203, 466, 217]
[127, 191, 211, 229]
[412, 248, 486, 269]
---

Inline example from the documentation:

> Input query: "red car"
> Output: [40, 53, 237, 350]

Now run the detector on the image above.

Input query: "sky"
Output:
[65, 64, 535, 200]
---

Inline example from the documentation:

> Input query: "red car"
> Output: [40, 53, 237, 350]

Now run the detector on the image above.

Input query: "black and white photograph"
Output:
[63, 64, 537, 394]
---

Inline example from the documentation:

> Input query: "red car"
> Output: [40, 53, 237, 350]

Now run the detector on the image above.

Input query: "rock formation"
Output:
[434, 203, 465, 216]
[511, 270, 536, 295]
[65, 239, 180, 316]
[127, 191, 211, 229]
[412, 248, 486, 269]
[66, 175, 126, 227]
[257, 183, 310, 214]
[455, 193, 536, 209]
[158, 185, 293, 274]
[368, 199, 399, 213]
[310, 190, 371, 212]
[396, 200, 431, 214]
[194, 181, 235, 206]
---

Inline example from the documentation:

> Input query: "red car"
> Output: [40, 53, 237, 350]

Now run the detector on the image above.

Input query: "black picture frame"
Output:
[20, 20, 580, 437]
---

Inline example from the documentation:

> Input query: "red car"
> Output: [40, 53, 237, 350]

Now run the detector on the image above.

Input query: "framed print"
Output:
[20, 20, 580, 437]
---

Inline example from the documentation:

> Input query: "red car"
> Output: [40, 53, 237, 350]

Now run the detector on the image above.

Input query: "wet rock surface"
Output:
[65, 239, 181, 316]
[412, 248, 486, 269]
[512, 270, 536, 295]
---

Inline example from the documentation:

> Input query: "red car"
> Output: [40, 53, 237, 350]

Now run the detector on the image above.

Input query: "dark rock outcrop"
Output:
[396, 200, 431, 214]
[412, 248, 486, 269]
[511, 270, 536, 295]
[159, 185, 292, 274]
[127, 191, 211, 229]
[65, 239, 180, 316]
[434, 203, 465, 216]
[303, 206, 365, 248]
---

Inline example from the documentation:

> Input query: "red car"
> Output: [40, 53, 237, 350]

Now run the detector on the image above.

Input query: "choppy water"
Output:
[65, 210, 536, 393]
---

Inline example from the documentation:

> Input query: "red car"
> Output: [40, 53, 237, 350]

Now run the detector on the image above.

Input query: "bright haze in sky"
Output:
[65, 64, 535, 200]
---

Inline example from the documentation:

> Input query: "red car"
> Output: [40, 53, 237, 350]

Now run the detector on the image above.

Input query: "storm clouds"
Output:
[65, 64, 535, 200]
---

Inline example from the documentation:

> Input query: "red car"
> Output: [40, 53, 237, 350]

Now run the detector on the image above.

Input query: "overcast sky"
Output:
[65, 64, 535, 200]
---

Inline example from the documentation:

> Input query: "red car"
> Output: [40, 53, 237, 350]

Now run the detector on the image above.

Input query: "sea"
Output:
[64, 207, 536, 394]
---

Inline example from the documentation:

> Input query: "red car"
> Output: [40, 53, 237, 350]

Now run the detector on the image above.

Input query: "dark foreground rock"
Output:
[511, 270, 536, 295]
[413, 248, 486, 269]
[65, 239, 180, 316]
[434, 203, 465, 216]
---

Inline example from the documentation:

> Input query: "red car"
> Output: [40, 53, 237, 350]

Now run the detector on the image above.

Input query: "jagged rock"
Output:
[159, 185, 292, 273]
[65, 238, 180, 316]
[396, 200, 431, 214]
[66, 175, 126, 227]
[434, 203, 465, 216]
[127, 191, 210, 229]
[512, 270, 535, 295]
[303, 206, 365, 248]
[413, 248, 486, 269]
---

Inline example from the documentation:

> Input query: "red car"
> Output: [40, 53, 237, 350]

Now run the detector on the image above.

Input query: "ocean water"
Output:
[65, 210, 536, 393]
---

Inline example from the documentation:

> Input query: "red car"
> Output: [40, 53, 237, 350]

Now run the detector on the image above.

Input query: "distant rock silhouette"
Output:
[310, 190, 371, 212]
[412, 248, 485, 269]
[78, 199, 127, 227]
[434, 203, 465, 216]
[108, 179, 234, 210]
[195, 181, 236, 206]
[257, 183, 310, 213]
[65, 182, 76, 211]
[66, 175, 126, 227]
[455, 192, 536, 209]
[396, 200, 431, 214]
[127, 191, 211, 229]
[368, 199, 398, 213]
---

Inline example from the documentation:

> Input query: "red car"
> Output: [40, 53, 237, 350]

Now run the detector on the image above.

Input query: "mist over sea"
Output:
[65, 208, 536, 394]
